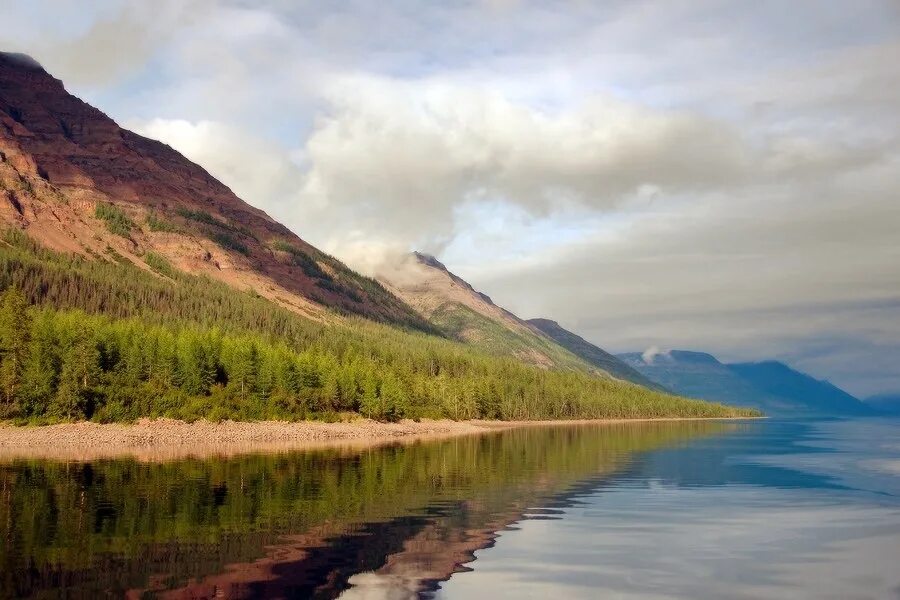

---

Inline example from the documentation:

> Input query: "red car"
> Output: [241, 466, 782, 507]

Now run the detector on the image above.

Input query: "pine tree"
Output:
[19, 311, 59, 416]
[0, 287, 31, 409]
[226, 339, 258, 401]
[52, 323, 100, 419]
[177, 331, 216, 396]
[379, 373, 405, 422]
[360, 369, 379, 419]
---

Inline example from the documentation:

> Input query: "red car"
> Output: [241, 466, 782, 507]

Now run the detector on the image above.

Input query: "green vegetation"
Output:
[0, 230, 760, 423]
[175, 207, 253, 254]
[145, 212, 178, 232]
[273, 239, 331, 280]
[430, 301, 592, 371]
[143, 251, 176, 278]
[272, 239, 409, 315]
[94, 202, 134, 237]
[210, 231, 249, 256]
[176, 206, 228, 228]
[176, 207, 253, 237]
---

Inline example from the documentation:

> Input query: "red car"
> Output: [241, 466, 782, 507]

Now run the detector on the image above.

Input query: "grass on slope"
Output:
[429, 302, 593, 371]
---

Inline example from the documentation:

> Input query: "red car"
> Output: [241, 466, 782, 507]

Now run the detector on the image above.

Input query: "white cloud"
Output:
[303, 75, 753, 210]
[5, 0, 900, 395]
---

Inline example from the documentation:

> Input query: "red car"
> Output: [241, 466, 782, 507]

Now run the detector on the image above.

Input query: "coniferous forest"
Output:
[0, 230, 759, 423]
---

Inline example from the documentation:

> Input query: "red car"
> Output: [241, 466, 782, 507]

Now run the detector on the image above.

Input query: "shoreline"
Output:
[0, 416, 762, 462]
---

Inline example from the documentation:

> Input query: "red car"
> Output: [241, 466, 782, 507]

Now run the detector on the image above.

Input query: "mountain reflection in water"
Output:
[1, 421, 731, 599]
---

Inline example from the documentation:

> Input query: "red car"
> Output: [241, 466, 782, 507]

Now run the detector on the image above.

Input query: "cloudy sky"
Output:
[3, 0, 899, 396]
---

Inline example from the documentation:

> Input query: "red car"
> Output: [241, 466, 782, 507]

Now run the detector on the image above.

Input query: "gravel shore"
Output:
[0, 416, 756, 462]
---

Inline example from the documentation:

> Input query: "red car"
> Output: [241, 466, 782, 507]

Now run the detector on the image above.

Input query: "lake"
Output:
[2, 418, 899, 599]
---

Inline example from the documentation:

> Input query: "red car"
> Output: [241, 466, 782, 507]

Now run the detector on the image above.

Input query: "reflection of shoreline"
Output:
[0, 416, 759, 462]
[3, 422, 738, 599]
[129, 424, 739, 599]
[134, 468, 620, 600]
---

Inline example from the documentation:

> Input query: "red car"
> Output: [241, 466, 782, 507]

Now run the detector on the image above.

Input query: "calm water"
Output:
[2, 419, 899, 599]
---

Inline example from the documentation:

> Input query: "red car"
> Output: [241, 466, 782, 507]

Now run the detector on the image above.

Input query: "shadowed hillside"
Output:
[619, 350, 874, 416]
[528, 318, 667, 391]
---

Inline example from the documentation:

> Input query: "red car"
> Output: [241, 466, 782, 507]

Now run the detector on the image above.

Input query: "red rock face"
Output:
[0, 51, 428, 329]
[0, 52, 271, 223]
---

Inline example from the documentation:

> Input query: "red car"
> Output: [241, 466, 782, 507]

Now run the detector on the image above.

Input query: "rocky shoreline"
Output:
[0, 416, 758, 462]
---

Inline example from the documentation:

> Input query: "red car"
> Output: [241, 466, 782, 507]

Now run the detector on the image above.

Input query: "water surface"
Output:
[2, 418, 898, 599]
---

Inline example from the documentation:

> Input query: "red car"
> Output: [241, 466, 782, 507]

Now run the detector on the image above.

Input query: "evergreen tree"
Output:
[0, 287, 31, 409]
[379, 373, 405, 421]
[19, 311, 59, 416]
[225, 339, 258, 401]
[52, 323, 100, 419]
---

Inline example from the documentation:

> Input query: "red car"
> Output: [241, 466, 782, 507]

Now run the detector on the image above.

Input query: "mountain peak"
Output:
[412, 251, 447, 272]
[0, 52, 45, 72]
[620, 348, 873, 416]
[381, 255, 630, 374]
[668, 350, 722, 365]
[527, 318, 560, 328]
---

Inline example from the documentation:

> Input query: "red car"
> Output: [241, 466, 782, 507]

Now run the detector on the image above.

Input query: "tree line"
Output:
[0, 230, 759, 422]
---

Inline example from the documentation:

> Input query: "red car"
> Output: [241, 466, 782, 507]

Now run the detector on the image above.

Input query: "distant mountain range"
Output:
[864, 394, 900, 415]
[618, 350, 875, 416]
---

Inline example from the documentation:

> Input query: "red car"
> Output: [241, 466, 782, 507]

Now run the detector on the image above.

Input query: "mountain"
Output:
[618, 350, 786, 413]
[0, 51, 427, 329]
[0, 51, 759, 423]
[618, 350, 874, 416]
[379, 252, 587, 369]
[728, 361, 873, 416]
[864, 393, 900, 415]
[526, 318, 667, 391]
[378, 252, 652, 387]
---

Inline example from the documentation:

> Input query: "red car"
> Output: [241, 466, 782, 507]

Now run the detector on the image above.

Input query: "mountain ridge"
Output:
[619, 350, 874, 416]
[526, 318, 667, 391]
[379, 252, 660, 390]
[378, 252, 588, 370]
[0, 51, 429, 330]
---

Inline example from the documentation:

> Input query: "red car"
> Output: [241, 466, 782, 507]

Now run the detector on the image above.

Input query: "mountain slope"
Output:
[865, 394, 900, 414]
[618, 350, 786, 413]
[0, 233, 759, 422]
[619, 350, 874, 416]
[527, 318, 667, 391]
[378, 252, 593, 370]
[0, 52, 428, 329]
[0, 51, 759, 424]
[729, 361, 874, 416]
[379, 254, 669, 389]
